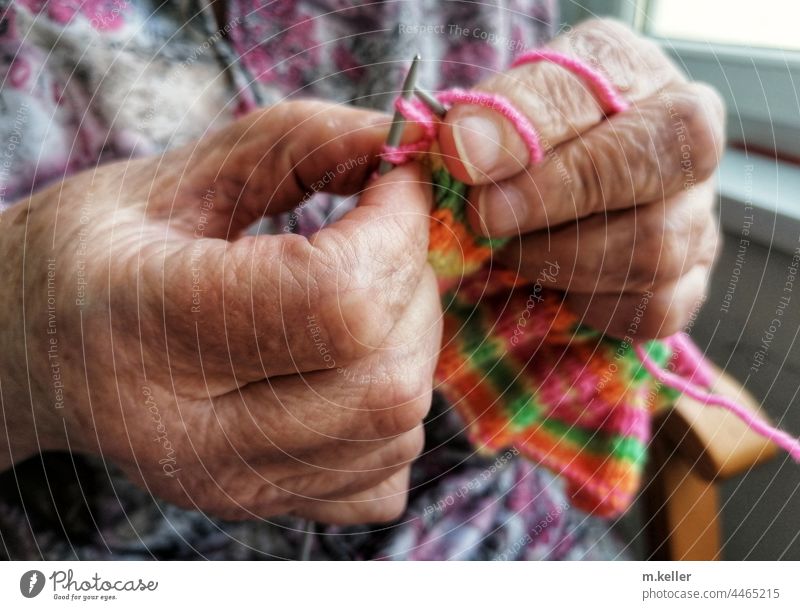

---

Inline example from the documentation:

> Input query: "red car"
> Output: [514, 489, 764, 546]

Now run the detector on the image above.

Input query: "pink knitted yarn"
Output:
[380, 91, 543, 165]
[379, 97, 440, 165]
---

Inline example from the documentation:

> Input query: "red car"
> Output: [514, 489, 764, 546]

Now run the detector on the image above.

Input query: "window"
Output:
[640, 0, 800, 159]
[647, 0, 800, 51]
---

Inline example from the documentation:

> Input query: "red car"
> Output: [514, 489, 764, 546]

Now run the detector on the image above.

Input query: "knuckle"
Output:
[371, 373, 434, 438]
[393, 426, 426, 466]
[633, 215, 684, 284]
[563, 17, 681, 96]
[369, 428, 426, 472]
[633, 218, 662, 274]
[283, 231, 394, 365]
[655, 229, 687, 283]
[393, 371, 434, 416]
[688, 209, 718, 267]
[672, 86, 725, 182]
[324, 291, 392, 364]
[395, 389, 434, 436]
[407, 426, 427, 461]
[308, 233, 398, 363]
[568, 142, 604, 215]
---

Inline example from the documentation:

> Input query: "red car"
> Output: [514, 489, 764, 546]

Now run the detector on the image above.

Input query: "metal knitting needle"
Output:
[378, 53, 422, 175]
[414, 86, 447, 118]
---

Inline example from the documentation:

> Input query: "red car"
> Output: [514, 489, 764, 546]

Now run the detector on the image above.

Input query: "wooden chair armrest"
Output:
[653, 364, 778, 481]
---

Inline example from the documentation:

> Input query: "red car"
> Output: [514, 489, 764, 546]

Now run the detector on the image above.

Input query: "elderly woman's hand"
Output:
[0, 101, 441, 524]
[438, 19, 725, 338]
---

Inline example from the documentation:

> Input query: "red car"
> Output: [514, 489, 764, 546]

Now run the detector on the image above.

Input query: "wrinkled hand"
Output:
[0, 101, 442, 524]
[438, 19, 725, 338]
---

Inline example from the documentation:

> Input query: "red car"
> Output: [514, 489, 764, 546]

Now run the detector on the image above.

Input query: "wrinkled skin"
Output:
[1, 102, 441, 524]
[0, 19, 724, 524]
[440, 19, 725, 337]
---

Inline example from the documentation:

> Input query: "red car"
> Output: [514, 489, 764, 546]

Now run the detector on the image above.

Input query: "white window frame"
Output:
[649, 41, 800, 161]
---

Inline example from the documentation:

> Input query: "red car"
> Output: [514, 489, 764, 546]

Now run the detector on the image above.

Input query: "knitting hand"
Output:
[0, 101, 441, 524]
[439, 19, 724, 338]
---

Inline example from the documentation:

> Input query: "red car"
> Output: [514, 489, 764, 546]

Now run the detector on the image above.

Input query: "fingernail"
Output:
[478, 183, 527, 236]
[453, 114, 504, 181]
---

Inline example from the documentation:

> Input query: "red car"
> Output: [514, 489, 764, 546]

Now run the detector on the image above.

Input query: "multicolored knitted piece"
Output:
[429, 151, 677, 517]
[386, 50, 800, 518]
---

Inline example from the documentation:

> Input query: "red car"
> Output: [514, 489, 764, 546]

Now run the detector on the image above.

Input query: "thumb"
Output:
[438, 102, 532, 185]
[436, 26, 646, 186]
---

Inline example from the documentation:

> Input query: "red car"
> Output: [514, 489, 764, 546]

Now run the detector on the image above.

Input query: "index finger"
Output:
[437, 18, 684, 184]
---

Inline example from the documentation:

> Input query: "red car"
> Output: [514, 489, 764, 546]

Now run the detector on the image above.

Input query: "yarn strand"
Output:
[510, 49, 630, 114]
[382, 48, 630, 164]
[635, 341, 800, 461]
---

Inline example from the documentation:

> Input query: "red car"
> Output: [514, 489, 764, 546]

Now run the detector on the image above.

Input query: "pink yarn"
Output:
[511, 49, 630, 114]
[635, 340, 800, 461]
[668, 332, 716, 387]
[436, 88, 544, 164]
[381, 48, 630, 165]
[379, 97, 439, 165]
[380, 91, 543, 165]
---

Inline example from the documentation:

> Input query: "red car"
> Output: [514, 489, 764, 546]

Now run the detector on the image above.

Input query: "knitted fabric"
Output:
[428, 151, 677, 517]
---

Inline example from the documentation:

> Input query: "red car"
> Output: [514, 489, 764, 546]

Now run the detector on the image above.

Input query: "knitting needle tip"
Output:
[378, 54, 422, 175]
